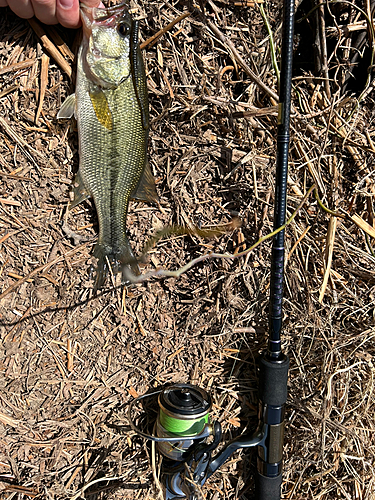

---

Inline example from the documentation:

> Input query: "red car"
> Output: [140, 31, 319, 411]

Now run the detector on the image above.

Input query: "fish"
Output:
[57, 2, 157, 288]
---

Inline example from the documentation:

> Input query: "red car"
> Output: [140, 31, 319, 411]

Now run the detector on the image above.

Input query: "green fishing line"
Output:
[159, 410, 209, 436]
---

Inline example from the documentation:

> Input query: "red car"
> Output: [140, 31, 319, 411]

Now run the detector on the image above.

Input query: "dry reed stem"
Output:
[295, 140, 325, 193]
[27, 18, 72, 78]
[35, 53, 49, 124]
[46, 26, 75, 61]
[141, 11, 191, 50]
[0, 58, 35, 75]
[319, 215, 337, 303]
[1, 485, 38, 497]
[351, 214, 375, 239]
[204, 17, 279, 101]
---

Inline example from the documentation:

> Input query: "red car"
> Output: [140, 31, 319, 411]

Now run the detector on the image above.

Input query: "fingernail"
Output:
[59, 0, 74, 9]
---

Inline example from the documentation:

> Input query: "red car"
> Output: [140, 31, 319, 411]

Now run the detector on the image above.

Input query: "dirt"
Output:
[0, 0, 375, 499]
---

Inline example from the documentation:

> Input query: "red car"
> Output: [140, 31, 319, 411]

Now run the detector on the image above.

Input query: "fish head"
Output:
[80, 3, 133, 87]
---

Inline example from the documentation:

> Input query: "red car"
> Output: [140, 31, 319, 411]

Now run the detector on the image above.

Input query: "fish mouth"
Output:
[80, 2, 130, 30]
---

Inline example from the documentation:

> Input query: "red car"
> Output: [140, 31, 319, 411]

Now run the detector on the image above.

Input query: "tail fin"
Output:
[93, 239, 140, 289]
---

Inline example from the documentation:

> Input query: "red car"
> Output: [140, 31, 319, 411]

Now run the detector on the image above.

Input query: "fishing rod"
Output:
[129, 0, 295, 497]
[255, 0, 295, 494]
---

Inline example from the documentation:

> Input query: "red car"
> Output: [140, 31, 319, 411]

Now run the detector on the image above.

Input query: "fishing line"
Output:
[158, 411, 209, 436]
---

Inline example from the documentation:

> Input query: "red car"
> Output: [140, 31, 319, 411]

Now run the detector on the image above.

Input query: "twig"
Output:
[365, 233, 375, 258]
[1, 485, 37, 498]
[0, 243, 89, 301]
[141, 11, 191, 50]
[295, 140, 325, 193]
[46, 26, 75, 61]
[231, 0, 263, 5]
[319, 215, 337, 303]
[0, 84, 19, 98]
[0, 116, 42, 171]
[288, 226, 311, 259]
[232, 106, 278, 118]
[258, 3, 280, 86]
[314, 189, 345, 218]
[0, 59, 35, 75]
[204, 18, 279, 101]
[317, 0, 331, 98]
[0, 411, 28, 429]
[28, 18, 72, 79]
[69, 475, 127, 500]
[315, 189, 375, 254]
[35, 53, 49, 124]
[351, 214, 375, 239]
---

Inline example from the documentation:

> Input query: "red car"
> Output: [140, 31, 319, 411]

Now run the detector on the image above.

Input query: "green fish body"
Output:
[58, 3, 157, 288]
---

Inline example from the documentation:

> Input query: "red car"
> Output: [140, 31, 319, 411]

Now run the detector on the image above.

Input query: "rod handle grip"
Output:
[255, 472, 282, 500]
[259, 354, 289, 406]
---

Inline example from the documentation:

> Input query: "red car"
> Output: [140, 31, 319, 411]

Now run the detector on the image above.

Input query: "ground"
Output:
[0, 0, 375, 499]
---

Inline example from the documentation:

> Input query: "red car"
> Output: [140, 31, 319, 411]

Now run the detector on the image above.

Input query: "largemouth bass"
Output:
[58, 3, 157, 288]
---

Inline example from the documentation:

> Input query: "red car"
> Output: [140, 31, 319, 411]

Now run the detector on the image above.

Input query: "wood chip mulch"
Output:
[0, 0, 375, 498]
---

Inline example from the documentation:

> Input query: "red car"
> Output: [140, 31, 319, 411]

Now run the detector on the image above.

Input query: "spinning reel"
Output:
[129, 382, 283, 499]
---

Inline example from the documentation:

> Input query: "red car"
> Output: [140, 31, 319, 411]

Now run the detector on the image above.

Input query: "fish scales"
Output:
[58, 3, 157, 288]
[76, 68, 147, 264]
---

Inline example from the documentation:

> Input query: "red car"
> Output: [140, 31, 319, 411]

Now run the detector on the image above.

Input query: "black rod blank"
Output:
[255, 0, 295, 498]
[268, 0, 295, 360]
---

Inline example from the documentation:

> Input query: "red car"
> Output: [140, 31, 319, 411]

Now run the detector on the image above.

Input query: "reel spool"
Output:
[156, 384, 212, 461]
[128, 384, 216, 499]
[128, 384, 214, 457]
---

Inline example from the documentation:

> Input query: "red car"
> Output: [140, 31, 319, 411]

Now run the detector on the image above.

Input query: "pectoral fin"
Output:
[69, 170, 90, 209]
[89, 89, 113, 131]
[57, 93, 76, 119]
[131, 162, 158, 203]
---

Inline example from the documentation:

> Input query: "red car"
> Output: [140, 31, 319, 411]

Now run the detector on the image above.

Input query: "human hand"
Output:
[0, 0, 103, 28]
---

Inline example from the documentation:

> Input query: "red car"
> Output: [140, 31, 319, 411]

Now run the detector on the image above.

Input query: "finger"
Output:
[4, 0, 34, 18]
[0, 0, 9, 6]
[56, 0, 80, 28]
[31, 0, 57, 24]
[79, 0, 105, 7]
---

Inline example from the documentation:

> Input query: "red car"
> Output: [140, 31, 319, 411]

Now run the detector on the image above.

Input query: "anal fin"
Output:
[69, 170, 90, 209]
[131, 162, 158, 204]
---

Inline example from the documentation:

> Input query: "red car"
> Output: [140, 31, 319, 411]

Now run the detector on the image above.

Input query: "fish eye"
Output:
[117, 23, 129, 37]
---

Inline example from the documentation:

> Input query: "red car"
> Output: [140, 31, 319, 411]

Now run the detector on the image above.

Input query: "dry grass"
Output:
[0, 0, 374, 498]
